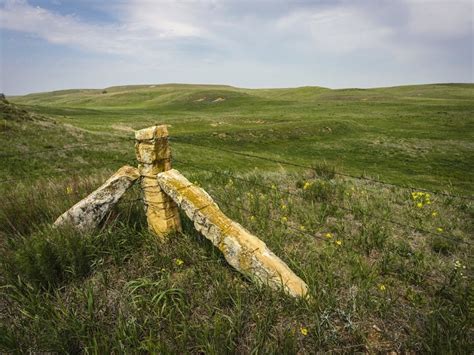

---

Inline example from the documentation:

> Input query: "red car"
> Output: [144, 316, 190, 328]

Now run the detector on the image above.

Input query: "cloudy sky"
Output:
[0, 0, 472, 95]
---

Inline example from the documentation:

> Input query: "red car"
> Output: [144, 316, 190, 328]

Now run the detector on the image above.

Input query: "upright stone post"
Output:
[135, 125, 181, 239]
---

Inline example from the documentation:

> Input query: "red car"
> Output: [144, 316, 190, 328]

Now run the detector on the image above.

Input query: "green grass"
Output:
[1, 84, 473, 352]
[7, 83, 474, 194]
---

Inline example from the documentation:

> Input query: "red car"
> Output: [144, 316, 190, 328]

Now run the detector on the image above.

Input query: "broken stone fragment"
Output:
[53, 165, 140, 231]
[157, 169, 309, 298]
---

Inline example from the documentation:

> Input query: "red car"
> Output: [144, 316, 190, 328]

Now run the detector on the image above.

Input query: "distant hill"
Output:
[4, 82, 473, 194]
[9, 83, 473, 108]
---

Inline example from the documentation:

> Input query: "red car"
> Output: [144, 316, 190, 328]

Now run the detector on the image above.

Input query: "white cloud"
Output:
[119, 0, 210, 38]
[276, 7, 394, 53]
[0, 0, 209, 55]
[0, 0, 472, 94]
[2, 0, 471, 58]
[404, 0, 472, 38]
[275, 1, 472, 58]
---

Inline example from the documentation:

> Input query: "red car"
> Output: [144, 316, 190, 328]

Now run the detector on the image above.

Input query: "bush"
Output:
[310, 161, 336, 180]
[301, 179, 343, 203]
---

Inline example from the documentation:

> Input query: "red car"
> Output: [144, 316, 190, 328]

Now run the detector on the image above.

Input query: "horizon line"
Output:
[5, 81, 474, 97]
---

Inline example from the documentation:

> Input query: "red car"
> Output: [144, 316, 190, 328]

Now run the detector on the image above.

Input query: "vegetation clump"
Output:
[0, 97, 49, 122]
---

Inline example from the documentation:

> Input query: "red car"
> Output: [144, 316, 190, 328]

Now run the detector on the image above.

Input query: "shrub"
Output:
[302, 179, 343, 203]
[310, 161, 336, 180]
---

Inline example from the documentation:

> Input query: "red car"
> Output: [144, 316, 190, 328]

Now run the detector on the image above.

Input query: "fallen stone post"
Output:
[54, 165, 140, 230]
[135, 125, 181, 239]
[157, 169, 309, 298]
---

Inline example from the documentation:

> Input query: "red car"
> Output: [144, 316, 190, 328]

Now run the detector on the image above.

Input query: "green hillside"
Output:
[7, 83, 474, 194]
[1, 84, 472, 352]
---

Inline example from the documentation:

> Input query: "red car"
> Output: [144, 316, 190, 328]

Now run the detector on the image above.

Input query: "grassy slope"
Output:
[9, 83, 474, 194]
[1, 84, 473, 352]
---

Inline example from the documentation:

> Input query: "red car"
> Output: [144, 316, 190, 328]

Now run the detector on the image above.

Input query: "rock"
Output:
[157, 169, 309, 298]
[0, 93, 6, 101]
[135, 125, 181, 238]
[53, 165, 140, 230]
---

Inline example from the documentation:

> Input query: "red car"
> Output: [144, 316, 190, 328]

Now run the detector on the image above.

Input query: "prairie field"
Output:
[0, 83, 473, 353]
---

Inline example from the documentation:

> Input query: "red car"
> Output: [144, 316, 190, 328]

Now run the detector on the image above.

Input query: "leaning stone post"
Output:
[135, 125, 182, 239]
[157, 169, 309, 298]
[53, 165, 140, 230]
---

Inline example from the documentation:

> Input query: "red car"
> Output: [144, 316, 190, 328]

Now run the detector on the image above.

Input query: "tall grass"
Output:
[1, 168, 471, 352]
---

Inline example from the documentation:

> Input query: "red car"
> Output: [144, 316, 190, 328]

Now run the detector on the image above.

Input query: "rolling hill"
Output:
[0, 83, 472, 352]
[6, 83, 474, 194]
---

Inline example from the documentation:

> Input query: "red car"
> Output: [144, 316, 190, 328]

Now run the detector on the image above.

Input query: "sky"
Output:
[0, 0, 472, 95]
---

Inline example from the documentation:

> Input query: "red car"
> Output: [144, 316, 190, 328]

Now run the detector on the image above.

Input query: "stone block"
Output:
[135, 142, 171, 164]
[135, 125, 168, 141]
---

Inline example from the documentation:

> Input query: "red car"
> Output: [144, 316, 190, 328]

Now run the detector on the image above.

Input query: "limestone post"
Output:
[135, 125, 181, 238]
[53, 165, 140, 231]
[157, 169, 309, 298]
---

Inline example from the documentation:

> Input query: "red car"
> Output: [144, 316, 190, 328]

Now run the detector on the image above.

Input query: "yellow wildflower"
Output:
[325, 233, 333, 239]
[281, 204, 287, 210]
[436, 227, 443, 233]
[271, 184, 277, 190]
[412, 192, 432, 206]
[303, 181, 313, 190]
[379, 284, 386, 291]
[300, 327, 308, 336]
[335, 240, 342, 246]
[281, 216, 288, 223]
[300, 225, 306, 231]
[250, 215, 256, 221]
[432, 211, 438, 217]
[175, 258, 184, 266]
[454, 260, 462, 269]
[66, 186, 73, 194]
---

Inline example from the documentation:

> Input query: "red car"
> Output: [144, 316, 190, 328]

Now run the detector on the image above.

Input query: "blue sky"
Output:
[0, 0, 472, 95]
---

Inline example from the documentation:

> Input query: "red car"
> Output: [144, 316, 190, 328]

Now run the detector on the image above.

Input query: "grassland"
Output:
[0, 83, 473, 352]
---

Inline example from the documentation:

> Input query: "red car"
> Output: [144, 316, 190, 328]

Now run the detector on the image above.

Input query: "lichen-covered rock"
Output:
[135, 125, 181, 238]
[53, 165, 140, 230]
[157, 169, 309, 298]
